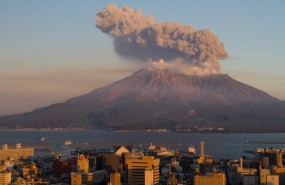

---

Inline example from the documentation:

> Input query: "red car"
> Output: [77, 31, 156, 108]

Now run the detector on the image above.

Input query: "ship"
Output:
[188, 145, 196, 154]
[65, 139, 72, 146]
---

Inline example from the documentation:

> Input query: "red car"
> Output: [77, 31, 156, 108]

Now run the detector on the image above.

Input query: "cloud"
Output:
[96, 4, 228, 75]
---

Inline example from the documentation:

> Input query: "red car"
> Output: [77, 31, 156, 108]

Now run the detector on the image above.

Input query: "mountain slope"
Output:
[0, 68, 284, 132]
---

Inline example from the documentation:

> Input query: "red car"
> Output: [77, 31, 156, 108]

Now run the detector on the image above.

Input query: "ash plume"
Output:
[96, 4, 228, 75]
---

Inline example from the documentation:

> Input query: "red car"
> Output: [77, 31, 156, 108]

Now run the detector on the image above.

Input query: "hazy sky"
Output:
[1, 1, 285, 116]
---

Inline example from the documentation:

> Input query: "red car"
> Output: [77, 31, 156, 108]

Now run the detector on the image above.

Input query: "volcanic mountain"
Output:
[1, 68, 285, 132]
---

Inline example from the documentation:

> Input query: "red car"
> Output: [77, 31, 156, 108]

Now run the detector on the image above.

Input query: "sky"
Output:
[0, 0, 285, 116]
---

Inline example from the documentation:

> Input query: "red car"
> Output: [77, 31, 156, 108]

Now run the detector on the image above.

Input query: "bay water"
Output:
[1, 130, 285, 160]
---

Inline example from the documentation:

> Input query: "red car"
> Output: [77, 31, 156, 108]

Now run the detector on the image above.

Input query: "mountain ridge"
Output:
[0, 68, 284, 132]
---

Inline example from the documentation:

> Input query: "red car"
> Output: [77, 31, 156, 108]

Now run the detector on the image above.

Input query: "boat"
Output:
[148, 142, 156, 150]
[65, 139, 72, 146]
[40, 136, 46, 142]
[188, 145, 196, 154]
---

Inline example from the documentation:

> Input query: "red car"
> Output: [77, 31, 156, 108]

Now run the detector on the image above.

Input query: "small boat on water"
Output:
[188, 145, 196, 154]
[65, 139, 72, 146]
[40, 136, 46, 142]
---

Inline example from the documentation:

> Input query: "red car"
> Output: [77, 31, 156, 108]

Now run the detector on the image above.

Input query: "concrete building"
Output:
[193, 173, 226, 185]
[22, 163, 38, 178]
[52, 158, 73, 176]
[125, 156, 160, 185]
[272, 166, 285, 185]
[266, 175, 279, 185]
[260, 168, 271, 185]
[144, 169, 154, 185]
[71, 170, 106, 185]
[0, 171, 11, 185]
[243, 175, 259, 185]
[96, 154, 120, 172]
[235, 167, 258, 185]
[110, 171, 121, 185]
[77, 155, 89, 173]
[0, 143, 33, 161]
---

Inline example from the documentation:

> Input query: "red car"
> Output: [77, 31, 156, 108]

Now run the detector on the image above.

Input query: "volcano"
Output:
[1, 68, 285, 132]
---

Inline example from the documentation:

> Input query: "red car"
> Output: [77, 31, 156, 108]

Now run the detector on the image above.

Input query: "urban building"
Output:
[0, 171, 11, 185]
[272, 166, 285, 185]
[144, 169, 154, 185]
[235, 166, 258, 185]
[96, 154, 121, 173]
[22, 163, 38, 178]
[266, 175, 279, 185]
[193, 173, 226, 185]
[77, 155, 89, 173]
[52, 158, 73, 176]
[0, 143, 33, 161]
[260, 168, 271, 185]
[110, 171, 121, 185]
[125, 156, 160, 185]
[71, 170, 106, 185]
[243, 175, 259, 185]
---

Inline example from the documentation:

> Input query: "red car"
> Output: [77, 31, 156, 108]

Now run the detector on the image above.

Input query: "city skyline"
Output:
[1, 1, 285, 116]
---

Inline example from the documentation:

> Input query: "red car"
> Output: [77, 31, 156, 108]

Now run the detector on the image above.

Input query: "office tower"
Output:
[277, 152, 282, 167]
[260, 168, 270, 185]
[125, 156, 160, 185]
[96, 154, 120, 172]
[77, 155, 89, 173]
[110, 171, 121, 185]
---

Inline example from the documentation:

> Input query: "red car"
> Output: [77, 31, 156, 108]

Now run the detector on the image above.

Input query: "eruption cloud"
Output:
[96, 4, 228, 75]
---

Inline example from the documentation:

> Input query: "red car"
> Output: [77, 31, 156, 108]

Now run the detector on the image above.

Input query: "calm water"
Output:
[1, 130, 285, 159]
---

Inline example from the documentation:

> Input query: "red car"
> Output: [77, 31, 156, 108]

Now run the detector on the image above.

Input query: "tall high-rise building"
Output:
[144, 169, 154, 185]
[77, 155, 89, 173]
[125, 156, 160, 185]
[260, 168, 270, 185]
[97, 154, 120, 172]
[110, 171, 121, 185]
[276, 152, 283, 167]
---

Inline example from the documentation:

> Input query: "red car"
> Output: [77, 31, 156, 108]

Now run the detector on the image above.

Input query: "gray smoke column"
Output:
[96, 4, 228, 75]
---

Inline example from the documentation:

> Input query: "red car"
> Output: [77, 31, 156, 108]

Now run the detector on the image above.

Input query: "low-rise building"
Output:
[71, 170, 106, 185]
[193, 173, 226, 185]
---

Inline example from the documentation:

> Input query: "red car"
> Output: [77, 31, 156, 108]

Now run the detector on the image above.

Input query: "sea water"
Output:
[1, 130, 285, 159]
